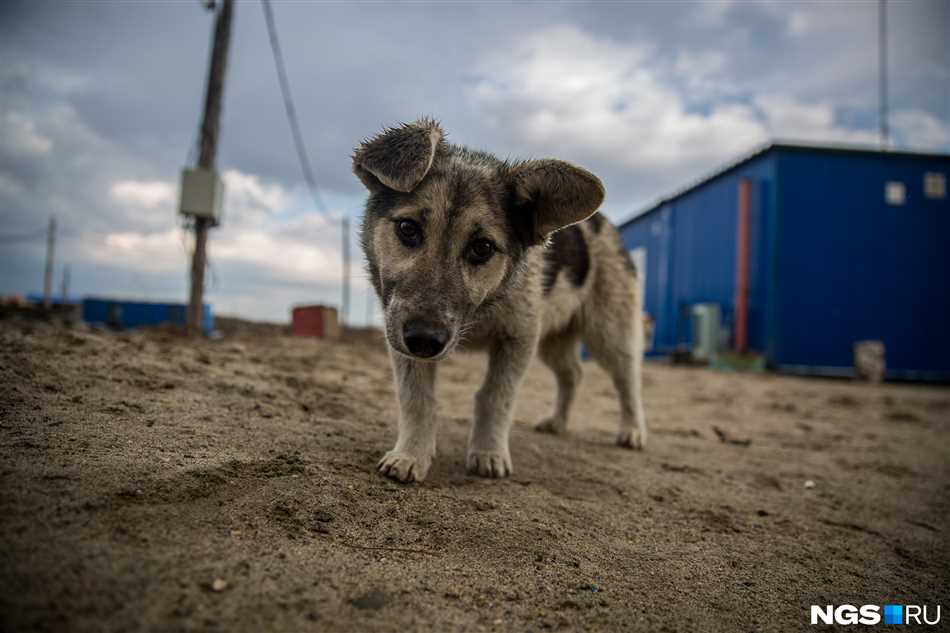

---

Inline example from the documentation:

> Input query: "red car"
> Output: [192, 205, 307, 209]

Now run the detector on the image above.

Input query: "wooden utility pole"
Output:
[188, 0, 234, 335]
[342, 217, 350, 327]
[43, 217, 56, 309]
[61, 265, 71, 302]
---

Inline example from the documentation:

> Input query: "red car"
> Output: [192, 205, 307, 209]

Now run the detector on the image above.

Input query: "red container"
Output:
[291, 305, 340, 339]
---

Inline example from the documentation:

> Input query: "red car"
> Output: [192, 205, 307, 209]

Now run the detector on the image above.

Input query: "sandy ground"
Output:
[1, 319, 948, 632]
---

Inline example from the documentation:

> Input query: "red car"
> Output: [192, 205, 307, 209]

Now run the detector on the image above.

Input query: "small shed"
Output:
[291, 304, 340, 340]
[618, 142, 949, 381]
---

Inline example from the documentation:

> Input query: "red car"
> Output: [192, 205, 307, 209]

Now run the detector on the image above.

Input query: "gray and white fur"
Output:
[354, 118, 647, 483]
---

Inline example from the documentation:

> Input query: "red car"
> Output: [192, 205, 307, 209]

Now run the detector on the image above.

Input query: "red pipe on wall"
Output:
[735, 179, 751, 354]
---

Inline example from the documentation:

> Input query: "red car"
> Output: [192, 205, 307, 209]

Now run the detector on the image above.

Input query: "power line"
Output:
[261, 0, 329, 216]
[260, 0, 350, 325]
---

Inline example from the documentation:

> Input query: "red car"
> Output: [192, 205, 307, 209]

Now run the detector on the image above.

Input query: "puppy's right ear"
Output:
[352, 118, 443, 193]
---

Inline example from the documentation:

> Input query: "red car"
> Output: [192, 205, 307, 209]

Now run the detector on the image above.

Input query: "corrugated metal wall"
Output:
[620, 145, 950, 380]
[620, 205, 671, 353]
[620, 153, 777, 355]
[773, 148, 950, 379]
[81, 298, 214, 334]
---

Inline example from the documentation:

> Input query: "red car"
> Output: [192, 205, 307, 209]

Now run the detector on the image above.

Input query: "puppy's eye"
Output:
[466, 238, 495, 265]
[395, 219, 422, 247]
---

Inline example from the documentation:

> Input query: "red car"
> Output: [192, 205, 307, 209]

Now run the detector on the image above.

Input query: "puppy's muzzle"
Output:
[402, 319, 450, 359]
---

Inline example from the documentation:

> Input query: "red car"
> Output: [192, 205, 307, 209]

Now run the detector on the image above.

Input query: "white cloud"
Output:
[786, 10, 810, 37]
[673, 50, 727, 96]
[95, 170, 362, 289]
[468, 23, 949, 215]
[108, 169, 296, 226]
[756, 96, 947, 149]
[110, 180, 176, 209]
[473, 26, 768, 173]
[890, 110, 950, 150]
[0, 103, 172, 235]
[0, 111, 52, 156]
[98, 227, 185, 272]
[757, 95, 833, 135]
[213, 226, 345, 285]
[688, 1, 736, 27]
[0, 172, 25, 199]
[0, 98, 363, 321]
[755, 95, 880, 145]
[221, 168, 294, 220]
[759, 1, 858, 39]
[473, 25, 945, 170]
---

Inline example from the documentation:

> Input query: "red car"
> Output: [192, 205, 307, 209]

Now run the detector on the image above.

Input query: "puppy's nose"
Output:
[402, 319, 449, 358]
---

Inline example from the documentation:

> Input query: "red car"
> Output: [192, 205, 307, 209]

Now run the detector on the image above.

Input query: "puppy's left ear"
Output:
[508, 159, 605, 243]
[353, 118, 443, 193]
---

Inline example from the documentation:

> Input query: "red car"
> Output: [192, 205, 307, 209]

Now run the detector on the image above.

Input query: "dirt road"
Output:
[1, 320, 947, 632]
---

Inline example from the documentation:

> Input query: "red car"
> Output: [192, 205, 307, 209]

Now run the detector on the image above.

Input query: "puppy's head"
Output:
[354, 118, 604, 361]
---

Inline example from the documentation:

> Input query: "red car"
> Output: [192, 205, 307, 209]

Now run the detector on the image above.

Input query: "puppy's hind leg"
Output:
[534, 331, 582, 435]
[378, 351, 437, 483]
[584, 318, 647, 450]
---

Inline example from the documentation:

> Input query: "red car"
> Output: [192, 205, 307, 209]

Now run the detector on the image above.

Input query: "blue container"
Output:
[26, 293, 82, 306]
[619, 143, 950, 381]
[81, 298, 213, 334]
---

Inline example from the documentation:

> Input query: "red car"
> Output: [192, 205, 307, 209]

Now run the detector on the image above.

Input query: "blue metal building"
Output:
[82, 298, 214, 334]
[618, 142, 950, 381]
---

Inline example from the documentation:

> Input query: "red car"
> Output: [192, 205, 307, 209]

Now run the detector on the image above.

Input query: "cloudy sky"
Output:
[1, 0, 947, 324]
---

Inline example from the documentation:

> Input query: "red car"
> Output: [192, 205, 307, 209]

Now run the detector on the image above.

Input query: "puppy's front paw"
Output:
[377, 450, 431, 483]
[466, 450, 512, 478]
[534, 417, 566, 435]
[616, 427, 647, 450]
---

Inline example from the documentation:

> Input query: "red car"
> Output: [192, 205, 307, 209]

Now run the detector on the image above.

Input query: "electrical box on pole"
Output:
[179, 168, 224, 225]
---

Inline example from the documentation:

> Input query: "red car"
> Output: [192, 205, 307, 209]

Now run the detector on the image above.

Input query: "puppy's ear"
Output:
[508, 159, 605, 243]
[353, 118, 443, 192]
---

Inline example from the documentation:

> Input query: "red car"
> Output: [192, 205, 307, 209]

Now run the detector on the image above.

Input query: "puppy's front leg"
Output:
[378, 352, 437, 483]
[467, 337, 533, 478]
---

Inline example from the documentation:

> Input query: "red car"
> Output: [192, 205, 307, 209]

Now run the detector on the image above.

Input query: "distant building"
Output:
[81, 298, 213, 334]
[618, 142, 950, 381]
[291, 304, 340, 340]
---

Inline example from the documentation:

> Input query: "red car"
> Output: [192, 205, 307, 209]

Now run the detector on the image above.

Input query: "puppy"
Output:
[354, 118, 647, 483]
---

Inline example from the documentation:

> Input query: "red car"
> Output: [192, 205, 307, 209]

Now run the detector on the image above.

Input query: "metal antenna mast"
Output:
[879, 0, 889, 150]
